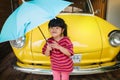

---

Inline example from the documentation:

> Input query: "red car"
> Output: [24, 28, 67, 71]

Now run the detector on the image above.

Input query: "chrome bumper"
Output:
[13, 62, 120, 75]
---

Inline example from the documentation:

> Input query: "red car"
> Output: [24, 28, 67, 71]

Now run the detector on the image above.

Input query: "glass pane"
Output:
[61, 0, 92, 14]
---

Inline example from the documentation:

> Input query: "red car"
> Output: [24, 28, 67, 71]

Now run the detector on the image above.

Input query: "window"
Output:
[61, 0, 93, 14]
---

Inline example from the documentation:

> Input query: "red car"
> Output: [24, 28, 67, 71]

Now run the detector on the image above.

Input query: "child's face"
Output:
[49, 26, 64, 38]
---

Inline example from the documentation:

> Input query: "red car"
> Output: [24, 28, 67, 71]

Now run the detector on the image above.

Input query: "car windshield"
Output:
[61, 0, 93, 14]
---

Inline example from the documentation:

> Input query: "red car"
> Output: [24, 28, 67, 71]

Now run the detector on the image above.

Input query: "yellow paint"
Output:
[12, 13, 120, 68]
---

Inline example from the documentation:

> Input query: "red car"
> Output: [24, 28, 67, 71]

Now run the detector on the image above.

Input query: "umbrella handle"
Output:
[38, 26, 47, 42]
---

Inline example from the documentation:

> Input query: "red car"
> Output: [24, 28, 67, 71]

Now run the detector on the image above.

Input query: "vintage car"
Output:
[10, 0, 120, 75]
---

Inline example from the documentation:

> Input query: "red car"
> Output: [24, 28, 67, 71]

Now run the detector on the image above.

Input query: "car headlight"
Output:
[109, 30, 120, 47]
[10, 36, 25, 48]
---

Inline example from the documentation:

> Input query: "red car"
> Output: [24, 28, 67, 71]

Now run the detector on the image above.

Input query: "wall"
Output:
[91, 0, 107, 19]
[106, 0, 120, 28]
[0, 0, 12, 31]
[0, 0, 19, 62]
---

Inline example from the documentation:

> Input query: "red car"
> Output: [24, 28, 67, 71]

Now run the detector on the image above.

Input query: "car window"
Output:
[61, 0, 93, 14]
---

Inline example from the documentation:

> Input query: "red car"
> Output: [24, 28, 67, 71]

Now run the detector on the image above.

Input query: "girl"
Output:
[42, 17, 74, 80]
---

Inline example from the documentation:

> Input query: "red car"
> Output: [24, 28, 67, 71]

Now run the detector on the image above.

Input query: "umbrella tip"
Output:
[22, 0, 25, 2]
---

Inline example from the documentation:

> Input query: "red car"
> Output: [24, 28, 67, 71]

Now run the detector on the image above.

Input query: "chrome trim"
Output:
[88, 0, 94, 15]
[109, 30, 120, 47]
[10, 36, 25, 48]
[13, 62, 120, 75]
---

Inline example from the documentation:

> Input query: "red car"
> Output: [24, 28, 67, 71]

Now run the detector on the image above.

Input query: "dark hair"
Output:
[48, 17, 67, 36]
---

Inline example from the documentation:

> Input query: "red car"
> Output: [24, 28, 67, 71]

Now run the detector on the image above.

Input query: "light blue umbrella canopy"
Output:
[0, 0, 72, 43]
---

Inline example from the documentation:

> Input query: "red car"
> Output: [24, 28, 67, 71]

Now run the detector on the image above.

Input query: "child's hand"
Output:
[46, 43, 52, 51]
[50, 41, 61, 49]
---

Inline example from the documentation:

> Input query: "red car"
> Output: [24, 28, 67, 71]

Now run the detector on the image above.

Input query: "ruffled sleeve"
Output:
[42, 42, 47, 54]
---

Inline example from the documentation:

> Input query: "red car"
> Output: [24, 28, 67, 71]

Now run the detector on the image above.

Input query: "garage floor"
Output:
[0, 52, 120, 80]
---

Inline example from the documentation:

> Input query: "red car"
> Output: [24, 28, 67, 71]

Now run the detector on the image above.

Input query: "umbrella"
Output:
[0, 0, 72, 43]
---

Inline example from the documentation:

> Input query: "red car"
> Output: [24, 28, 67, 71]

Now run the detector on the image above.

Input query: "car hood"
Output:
[31, 14, 118, 53]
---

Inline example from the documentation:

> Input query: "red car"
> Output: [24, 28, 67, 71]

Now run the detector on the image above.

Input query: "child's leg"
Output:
[52, 70, 61, 80]
[61, 72, 70, 80]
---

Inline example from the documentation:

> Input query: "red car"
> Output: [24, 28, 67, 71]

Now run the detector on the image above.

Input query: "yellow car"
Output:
[10, 0, 120, 75]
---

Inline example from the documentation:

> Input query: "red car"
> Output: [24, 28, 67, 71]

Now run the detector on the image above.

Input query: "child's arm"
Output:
[59, 46, 71, 57]
[50, 41, 72, 57]
[44, 44, 52, 56]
